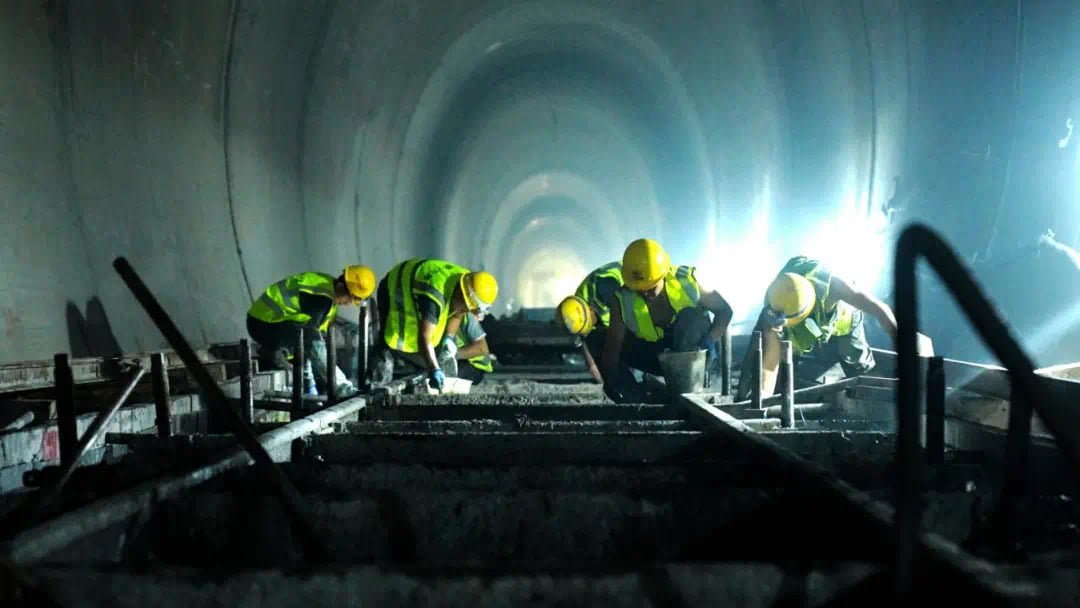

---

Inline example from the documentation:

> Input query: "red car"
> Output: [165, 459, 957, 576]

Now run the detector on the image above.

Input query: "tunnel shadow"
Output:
[66, 297, 122, 358]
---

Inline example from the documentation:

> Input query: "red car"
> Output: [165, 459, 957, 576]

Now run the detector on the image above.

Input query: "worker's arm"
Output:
[443, 313, 464, 342]
[828, 276, 897, 339]
[697, 288, 734, 342]
[419, 320, 440, 370]
[456, 336, 489, 360]
[601, 305, 626, 383]
[581, 342, 603, 384]
[760, 328, 783, 397]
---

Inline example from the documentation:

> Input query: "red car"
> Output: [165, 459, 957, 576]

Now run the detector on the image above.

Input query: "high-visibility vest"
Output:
[247, 272, 337, 332]
[780, 256, 855, 354]
[383, 258, 469, 353]
[455, 331, 494, 373]
[616, 266, 701, 342]
[574, 262, 623, 332]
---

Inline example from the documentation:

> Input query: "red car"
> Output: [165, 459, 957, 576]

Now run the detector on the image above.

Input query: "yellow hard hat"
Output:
[557, 295, 595, 336]
[461, 271, 499, 314]
[621, 238, 671, 292]
[343, 265, 376, 300]
[765, 272, 816, 327]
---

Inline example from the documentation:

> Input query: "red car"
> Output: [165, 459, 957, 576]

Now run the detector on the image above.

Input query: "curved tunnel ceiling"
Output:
[3, 0, 1079, 365]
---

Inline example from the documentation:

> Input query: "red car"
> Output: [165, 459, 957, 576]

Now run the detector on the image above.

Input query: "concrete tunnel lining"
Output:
[377, 2, 716, 271]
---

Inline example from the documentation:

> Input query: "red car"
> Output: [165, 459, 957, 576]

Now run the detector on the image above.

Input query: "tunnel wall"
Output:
[0, 0, 1076, 364]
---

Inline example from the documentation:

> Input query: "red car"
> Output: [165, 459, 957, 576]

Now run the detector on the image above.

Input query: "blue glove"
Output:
[428, 368, 446, 391]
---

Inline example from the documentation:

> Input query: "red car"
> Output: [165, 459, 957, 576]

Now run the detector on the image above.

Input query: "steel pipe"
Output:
[720, 331, 732, 396]
[780, 340, 795, 428]
[750, 331, 762, 410]
[893, 223, 1065, 596]
[151, 352, 172, 438]
[2, 397, 364, 565]
[54, 354, 76, 468]
[111, 257, 328, 563]
[326, 327, 337, 406]
[239, 339, 254, 424]
[292, 327, 304, 416]
[926, 356, 945, 465]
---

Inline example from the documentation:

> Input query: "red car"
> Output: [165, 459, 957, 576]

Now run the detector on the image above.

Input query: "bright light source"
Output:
[695, 209, 781, 331]
[800, 201, 890, 295]
[514, 247, 587, 309]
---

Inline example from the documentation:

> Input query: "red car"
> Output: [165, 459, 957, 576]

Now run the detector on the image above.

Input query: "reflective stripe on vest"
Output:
[575, 262, 623, 331]
[383, 258, 468, 353]
[780, 257, 855, 353]
[247, 272, 338, 331]
[455, 330, 494, 373]
[616, 265, 701, 342]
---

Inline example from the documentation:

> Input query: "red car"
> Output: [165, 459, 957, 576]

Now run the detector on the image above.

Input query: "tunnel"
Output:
[2, 1, 1080, 605]
[3, 0, 1076, 365]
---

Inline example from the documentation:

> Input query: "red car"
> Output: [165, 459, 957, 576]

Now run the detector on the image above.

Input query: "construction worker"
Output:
[556, 262, 622, 383]
[246, 266, 376, 397]
[734, 255, 930, 400]
[371, 258, 499, 391]
[448, 312, 494, 384]
[601, 239, 733, 403]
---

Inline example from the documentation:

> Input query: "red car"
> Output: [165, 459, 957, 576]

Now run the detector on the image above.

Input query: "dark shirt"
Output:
[298, 291, 334, 330]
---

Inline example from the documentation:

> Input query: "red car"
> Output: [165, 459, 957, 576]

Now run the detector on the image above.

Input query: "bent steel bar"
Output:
[111, 257, 329, 563]
[3, 398, 364, 565]
[893, 224, 1079, 595]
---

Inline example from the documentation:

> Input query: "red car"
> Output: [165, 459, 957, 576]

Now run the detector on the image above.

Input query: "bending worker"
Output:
[602, 239, 733, 403]
[735, 255, 931, 400]
[371, 258, 498, 391]
[556, 262, 622, 383]
[449, 312, 494, 384]
[247, 265, 376, 397]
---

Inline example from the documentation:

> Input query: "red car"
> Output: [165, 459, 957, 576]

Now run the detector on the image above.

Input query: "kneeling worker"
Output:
[372, 258, 498, 392]
[247, 266, 376, 397]
[557, 262, 622, 383]
[602, 239, 733, 403]
[735, 255, 931, 400]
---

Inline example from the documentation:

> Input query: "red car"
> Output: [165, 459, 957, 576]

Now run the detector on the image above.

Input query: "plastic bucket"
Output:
[658, 349, 707, 395]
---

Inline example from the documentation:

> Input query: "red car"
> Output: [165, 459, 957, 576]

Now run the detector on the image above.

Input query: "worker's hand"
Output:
[337, 381, 358, 398]
[428, 368, 446, 392]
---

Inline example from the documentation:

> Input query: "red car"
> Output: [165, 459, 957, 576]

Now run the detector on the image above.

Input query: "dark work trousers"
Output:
[734, 309, 875, 401]
[605, 306, 713, 403]
[246, 316, 327, 392]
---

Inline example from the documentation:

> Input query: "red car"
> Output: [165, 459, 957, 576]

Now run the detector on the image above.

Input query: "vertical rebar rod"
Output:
[292, 328, 304, 417]
[360, 301, 370, 390]
[926, 356, 945, 465]
[780, 340, 795, 428]
[239, 339, 254, 424]
[54, 354, 77, 467]
[750, 331, 763, 410]
[151, 352, 172, 438]
[720, 332, 732, 396]
[326, 327, 337, 406]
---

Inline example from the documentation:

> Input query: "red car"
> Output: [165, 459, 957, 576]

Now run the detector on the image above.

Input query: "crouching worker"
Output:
[556, 262, 622, 383]
[735, 255, 932, 400]
[602, 239, 733, 403]
[371, 258, 498, 392]
[246, 266, 376, 397]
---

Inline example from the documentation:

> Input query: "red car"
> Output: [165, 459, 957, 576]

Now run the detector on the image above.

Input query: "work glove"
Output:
[428, 368, 446, 392]
[336, 381, 358, 399]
